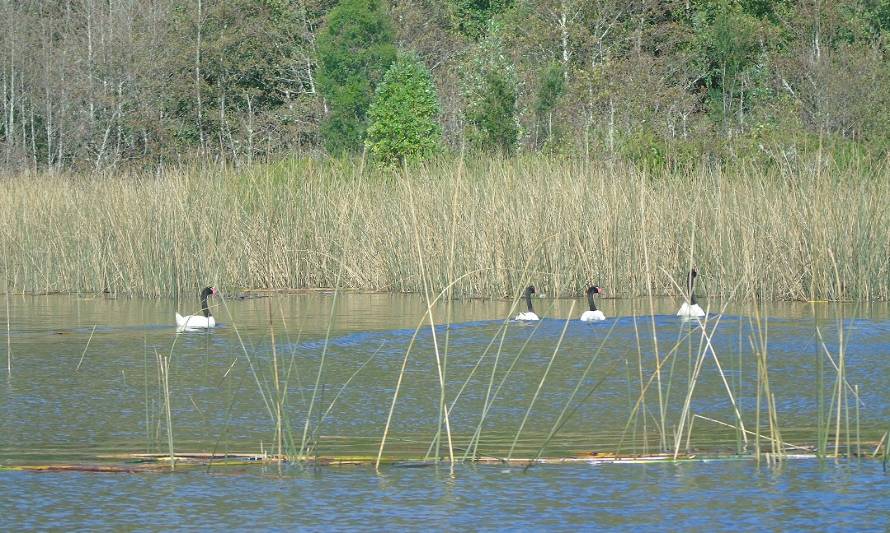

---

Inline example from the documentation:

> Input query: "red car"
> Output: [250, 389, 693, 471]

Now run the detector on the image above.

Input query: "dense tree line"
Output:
[1, 0, 888, 171]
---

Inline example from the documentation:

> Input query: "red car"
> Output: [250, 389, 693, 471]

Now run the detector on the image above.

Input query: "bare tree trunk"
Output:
[219, 91, 225, 158]
[5, 63, 14, 166]
[30, 100, 37, 170]
[43, 24, 54, 168]
[738, 81, 745, 125]
[559, 0, 569, 83]
[85, 0, 95, 129]
[812, 0, 821, 63]
[548, 111, 552, 143]
[298, 0, 321, 104]
[306, 57, 317, 96]
[19, 76, 27, 162]
[246, 92, 254, 165]
[722, 61, 728, 135]
[195, 0, 204, 151]
[115, 79, 124, 163]
[45, 85, 53, 167]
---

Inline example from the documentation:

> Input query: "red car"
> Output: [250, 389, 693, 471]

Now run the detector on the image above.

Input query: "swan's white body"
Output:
[676, 303, 705, 318]
[580, 310, 606, 322]
[581, 286, 606, 321]
[516, 286, 539, 321]
[176, 286, 218, 331]
[175, 312, 216, 331]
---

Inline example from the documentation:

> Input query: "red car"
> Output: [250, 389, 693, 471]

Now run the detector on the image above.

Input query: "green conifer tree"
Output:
[366, 56, 443, 165]
[316, 0, 397, 154]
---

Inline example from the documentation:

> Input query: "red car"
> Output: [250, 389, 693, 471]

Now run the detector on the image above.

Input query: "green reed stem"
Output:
[444, 318, 541, 462]
[817, 319, 825, 458]
[507, 302, 574, 461]
[855, 385, 862, 458]
[639, 185, 667, 451]
[631, 309, 648, 453]
[75, 324, 97, 371]
[156, 350, 174, 471]
[406, 179, 454, 469]
[144, 333, 150, 454]
[299, 282, 341, 460]
[218, 293, 274, 423]
[526, 321, 620, 463]
[307, 342, 384, 452]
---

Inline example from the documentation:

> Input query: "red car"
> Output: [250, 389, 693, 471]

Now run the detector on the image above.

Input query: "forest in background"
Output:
[2, 0, 889, 172]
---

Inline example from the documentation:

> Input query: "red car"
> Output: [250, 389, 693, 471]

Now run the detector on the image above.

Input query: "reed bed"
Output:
[0, 156, 887, 301]
[1, 155, 886, 469]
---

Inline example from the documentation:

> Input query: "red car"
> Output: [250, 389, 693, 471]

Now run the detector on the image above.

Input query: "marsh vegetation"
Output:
[1, 156, 888, 301]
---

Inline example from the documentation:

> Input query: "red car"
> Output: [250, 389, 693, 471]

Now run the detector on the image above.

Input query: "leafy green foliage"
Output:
[447, 0, 514, 39]
[533, 61, 565, 148]
[365, 56, 443, 165]
[864, 0, 890, 35]
[166, 0, 310, 150]
[463, 24, 520, 154]
[691, 0, 766, 127]
[5, 0, 890, 170]
[739, 0, 792, 20]
[316, 0, 397, 154]
[534, 62, 565, 118]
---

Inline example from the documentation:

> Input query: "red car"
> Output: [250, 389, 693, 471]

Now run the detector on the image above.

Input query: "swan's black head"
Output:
[523, 286, 536, 312]
[686, 269, 699, 304]
[199, 287, 217, 317]
[687, 269, 698, 289]
[587, 286, 603, 295]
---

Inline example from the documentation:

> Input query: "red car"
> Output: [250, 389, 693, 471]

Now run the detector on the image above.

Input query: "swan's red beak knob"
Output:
[211, 287, 218, 296]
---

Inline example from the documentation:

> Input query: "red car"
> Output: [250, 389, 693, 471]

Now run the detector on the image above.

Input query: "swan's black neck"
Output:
[200, 288, 214, 318]
[522, 287, 536, 313]
[687, 271, 697, 305]
[587, 290, 598, 312]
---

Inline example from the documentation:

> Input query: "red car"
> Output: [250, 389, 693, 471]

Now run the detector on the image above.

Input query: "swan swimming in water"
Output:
[580, 286, 606, 321]
[176, 287, 217, 331]
[676, 269, 705, 318]
[515, 286, 540, 321]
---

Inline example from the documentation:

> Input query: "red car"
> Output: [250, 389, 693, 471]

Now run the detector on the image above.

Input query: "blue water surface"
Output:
[2, 460, 888, 531]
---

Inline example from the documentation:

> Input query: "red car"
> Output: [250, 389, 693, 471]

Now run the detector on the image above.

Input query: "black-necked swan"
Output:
[176, 287, 218, 330]
[515, 286, 540, 321]
[580, 286, 606, 321]
[676, 269, 705, 318]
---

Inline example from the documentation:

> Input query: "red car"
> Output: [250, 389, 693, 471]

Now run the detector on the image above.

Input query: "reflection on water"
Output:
[1, 461, 888, 530]
[1, 293, 889, 529]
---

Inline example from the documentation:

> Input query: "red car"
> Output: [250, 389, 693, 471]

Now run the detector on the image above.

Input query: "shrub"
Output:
[316, 0, 396, 154]
[366, 56, 443, 165]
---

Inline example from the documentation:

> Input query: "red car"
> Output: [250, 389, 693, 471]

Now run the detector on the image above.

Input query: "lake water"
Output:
[1, 292, 888, 530]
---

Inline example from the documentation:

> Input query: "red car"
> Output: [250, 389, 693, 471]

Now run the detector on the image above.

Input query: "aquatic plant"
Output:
[0, 155, 887, 301]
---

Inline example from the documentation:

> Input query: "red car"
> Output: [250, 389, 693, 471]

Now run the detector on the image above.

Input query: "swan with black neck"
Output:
[580, 286, 606, 321]
[515, 286, 540, 321]
[176, 287, 218, 330]
[676, 269, 705, 318]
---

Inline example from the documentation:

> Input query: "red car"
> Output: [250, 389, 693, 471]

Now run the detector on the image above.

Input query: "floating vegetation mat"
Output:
[3, 449, 885, 474]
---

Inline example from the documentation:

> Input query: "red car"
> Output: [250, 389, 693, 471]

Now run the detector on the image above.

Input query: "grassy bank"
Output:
[1, 156, 888, 300]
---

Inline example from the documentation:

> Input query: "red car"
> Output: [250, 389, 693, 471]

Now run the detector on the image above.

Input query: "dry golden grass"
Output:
[0, 155, 887, 300]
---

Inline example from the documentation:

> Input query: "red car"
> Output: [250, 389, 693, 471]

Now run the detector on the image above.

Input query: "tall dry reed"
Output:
[0, 156, 887, 300]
